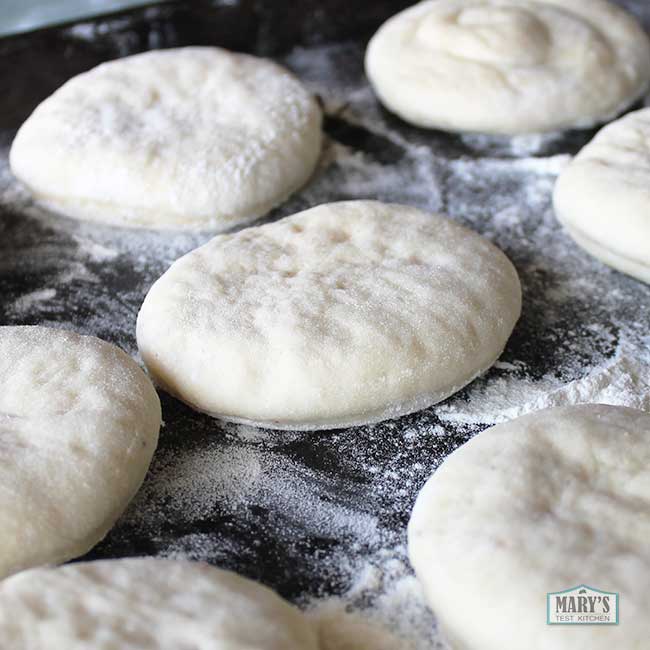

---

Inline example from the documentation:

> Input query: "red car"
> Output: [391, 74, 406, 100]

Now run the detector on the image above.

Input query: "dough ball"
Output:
[0, 558, 319, 650]
[553, 108, 650, 283]
[0, 326, 161, 578]
[365, 0, 650, 134]
[408, 404, 650, 650]
[10, 47, 322, 229]
[136, 200, 521, 430]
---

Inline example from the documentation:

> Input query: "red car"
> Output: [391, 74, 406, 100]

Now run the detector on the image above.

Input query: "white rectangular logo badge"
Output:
[547, 585, 618, 625]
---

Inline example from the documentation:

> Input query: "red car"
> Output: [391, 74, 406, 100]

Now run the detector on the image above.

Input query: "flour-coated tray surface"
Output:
[1, 1, 649, 646]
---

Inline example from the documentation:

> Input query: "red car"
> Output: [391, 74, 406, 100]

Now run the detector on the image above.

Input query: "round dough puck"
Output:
[408, 404, 650, 650]
[553, 108, 650, 284]
[9, 47, 322, 230]
[136, 200, 521, 430]
[365, 0, 650, 134]
[0, 558, 319, 650]
[0, 326, 161, 578]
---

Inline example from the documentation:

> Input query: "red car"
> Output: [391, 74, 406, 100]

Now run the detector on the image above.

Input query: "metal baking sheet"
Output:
[1, 1, 649, 644]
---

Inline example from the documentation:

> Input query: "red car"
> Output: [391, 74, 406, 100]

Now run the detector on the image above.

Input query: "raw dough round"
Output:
[0, 326, 161, 578]
[553, 108, 650, 284]
[136, 200, 521, 430]
[408, 404, 650, 650]
[9, 47, 322, 229]
[365, 0, 650, 134]
[0, 558, 319, 650]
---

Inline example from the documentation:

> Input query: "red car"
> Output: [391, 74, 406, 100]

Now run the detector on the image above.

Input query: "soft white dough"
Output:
[136, 200, 521, 430]
[365, 0, 650, 134]
[554, 108, 650, 284]
[9, 47, 322, 229]
[408, 404, 650, 650]
[0, 558, 319, 650]
[0, 326, 161, 578]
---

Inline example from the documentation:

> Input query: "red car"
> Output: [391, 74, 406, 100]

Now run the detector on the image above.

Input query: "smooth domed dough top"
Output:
[136, 200, 521, 429]
[0, 558, 319, 650]
[9, 47, 322, 229]
[553, 108, 650, 283]
[408, 405, 650, 650]
[366, 0, 650, 134]
[0, 326, 161, 578]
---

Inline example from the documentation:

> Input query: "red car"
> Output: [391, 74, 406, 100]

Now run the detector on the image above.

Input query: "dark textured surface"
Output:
[1, 0, 650, 620]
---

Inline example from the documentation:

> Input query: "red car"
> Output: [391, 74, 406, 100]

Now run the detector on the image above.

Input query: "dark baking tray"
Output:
[1, 0, 649, 625]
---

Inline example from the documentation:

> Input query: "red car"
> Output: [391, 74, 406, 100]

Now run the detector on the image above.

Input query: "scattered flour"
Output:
[117, 417, 451, 649]
[461, 130, 568, 157]
[10, 288, 56, 313]
[309, 565, 445, 650]
[71, 236, 119, 263]
[437, 339, 650, 426]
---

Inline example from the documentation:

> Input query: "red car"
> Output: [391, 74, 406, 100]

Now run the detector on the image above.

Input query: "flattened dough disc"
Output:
[0, 326, 161, 578]
[137, 200, 521, 429]
[0, 558, 319, 650]
[409, 404, 650, 650]
[366, 0, 650, 134]
[554, 108, 650, 283]
[10, 47, 322, 229]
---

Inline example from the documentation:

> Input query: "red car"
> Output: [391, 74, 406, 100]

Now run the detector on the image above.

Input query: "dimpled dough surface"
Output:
[408, 405, 650, 650]
[136, 200, 522, 429]
[9, 47, 322, 229]
[365, 0, 650, 134]
[0, 558, 319, 650]
[0, 326, 161, 578]
[553, 108, 650, 284]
